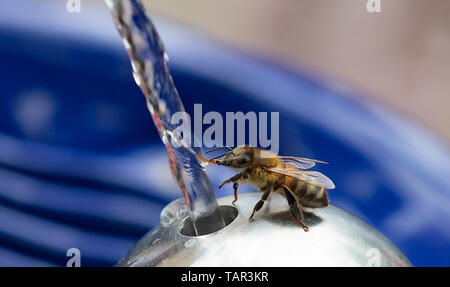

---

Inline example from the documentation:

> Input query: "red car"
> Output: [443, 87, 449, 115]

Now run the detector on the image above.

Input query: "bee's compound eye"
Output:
[237, 155, 251, 166]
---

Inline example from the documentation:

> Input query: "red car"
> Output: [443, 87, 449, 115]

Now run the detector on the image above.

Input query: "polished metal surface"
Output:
[118, 193, 412, 267]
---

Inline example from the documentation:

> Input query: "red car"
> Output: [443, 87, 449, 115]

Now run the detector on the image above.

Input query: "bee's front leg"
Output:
[218, 173, 244, 204]
[218, 173, 242, 189]
[232, 182, 239, 204]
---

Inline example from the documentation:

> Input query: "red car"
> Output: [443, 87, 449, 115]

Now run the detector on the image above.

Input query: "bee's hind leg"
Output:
[249, 186, 272, 220]
[283, 186, 309, 232]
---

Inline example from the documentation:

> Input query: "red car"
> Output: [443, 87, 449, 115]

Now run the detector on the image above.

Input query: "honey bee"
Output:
[199, 146, 335, 232]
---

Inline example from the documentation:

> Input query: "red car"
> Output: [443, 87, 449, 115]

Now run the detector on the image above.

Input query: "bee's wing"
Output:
[278, 156, 328, 170]
[269, 167, 335, 189]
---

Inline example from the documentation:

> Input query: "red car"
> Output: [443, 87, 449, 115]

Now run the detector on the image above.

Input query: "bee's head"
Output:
[203, 146, 254, 168]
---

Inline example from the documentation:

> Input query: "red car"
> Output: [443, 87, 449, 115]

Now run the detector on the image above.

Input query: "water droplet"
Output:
[184, 239, 196, 248]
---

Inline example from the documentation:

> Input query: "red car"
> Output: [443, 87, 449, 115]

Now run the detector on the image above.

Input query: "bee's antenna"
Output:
[205, 146, 233, 154]
[207, 151, 233, 160]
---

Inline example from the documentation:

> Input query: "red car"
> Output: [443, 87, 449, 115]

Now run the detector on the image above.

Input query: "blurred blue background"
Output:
[0, 0, 448, 266]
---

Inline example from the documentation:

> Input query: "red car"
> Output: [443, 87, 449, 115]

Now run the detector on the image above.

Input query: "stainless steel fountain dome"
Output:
[118, 193, 411, 267]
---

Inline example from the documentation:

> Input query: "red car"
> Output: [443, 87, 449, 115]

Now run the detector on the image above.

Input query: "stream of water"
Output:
[105, 0, 225, 235]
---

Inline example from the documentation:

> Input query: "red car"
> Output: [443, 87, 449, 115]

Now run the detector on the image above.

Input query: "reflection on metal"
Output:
[118, 193, 411, 267]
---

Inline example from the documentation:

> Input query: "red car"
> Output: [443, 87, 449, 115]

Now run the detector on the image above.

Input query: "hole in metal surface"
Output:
[179, 205, 238, 237]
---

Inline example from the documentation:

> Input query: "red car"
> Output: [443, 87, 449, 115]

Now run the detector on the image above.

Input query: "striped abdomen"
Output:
[284, 176, 329, 208]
